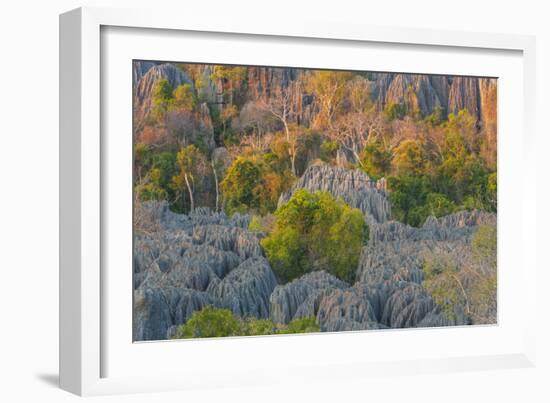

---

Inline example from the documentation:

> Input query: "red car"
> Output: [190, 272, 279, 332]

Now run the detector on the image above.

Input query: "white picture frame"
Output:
[59, 6, 537, 396]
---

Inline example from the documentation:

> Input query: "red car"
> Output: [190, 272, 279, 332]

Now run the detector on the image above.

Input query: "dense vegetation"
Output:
[174, 306, 319, 338]
[261, 189, 368, 283]
[134, 67, 496, 226]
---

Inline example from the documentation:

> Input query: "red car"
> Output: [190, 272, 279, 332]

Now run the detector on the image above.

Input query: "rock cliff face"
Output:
[369, 72, 495, 121]
[132, 61, 156, 86]
[134, 63, 193, 128]
[279, 164, 391, 224]
[447, 76, 480, 117]
[133, 61, 496, 152]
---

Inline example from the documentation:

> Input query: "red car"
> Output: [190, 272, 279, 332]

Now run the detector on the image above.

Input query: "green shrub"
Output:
[320, 140, 339, 163]
[242, 318, 277, 336]
[221, 156, 293, 216]
[176, 307, 241, 338]
[261, 189, 368, 283]
[174, 307, 320, 338]
[278, 316, 320, 334]
[360, 141, 392, 180]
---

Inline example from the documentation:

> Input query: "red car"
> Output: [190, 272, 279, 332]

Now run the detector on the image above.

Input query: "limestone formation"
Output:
[270, 271, 348, 324]
[133, 287, 214, 341]
[134, 168, 496, 340]
[192, 224, 262, 260]
[132, 61, 156, 86]
[134, 201, 264, 341]
[134, 63, 193, 127]
[278, 164, 391, 224]
[355, 209, 495, 330]
[447, 76, 480, 117]
[368, 72, 495, 122]
[207, 257, 277, 319]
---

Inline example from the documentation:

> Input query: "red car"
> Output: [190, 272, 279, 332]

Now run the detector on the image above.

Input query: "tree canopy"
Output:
[261, 189, 368, 282]
[174, 306, 320, 338]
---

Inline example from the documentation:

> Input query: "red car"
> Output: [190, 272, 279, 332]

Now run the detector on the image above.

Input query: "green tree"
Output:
[151, 79, 174, 122]
[135, 151, 177, 203]
[320, 140, 339, 163]
[423, 192, 457, 218]
[174, 308, 321, 338]
[172, 145, 203, 212]
[220, 156, 291, 215]
[242, 318, 276, 336]
[383, 102, 407, 121]
[278, 316, 320, 334]
[486, 172, 497, 211]
[171, 83, 196, 112]
[424, 105, 446, 127]
[219, 104, 239, 142]
[261, 189, 367, 282]
[388, 175, 430, 226]
[209, 66, 247, 105]
[360, 141, 392, 179]
[305, 70, 353, 129]
[220, 156, 265, 215]
[392, 139, 429, 176]
[135, 168, 169, 201]
[422, 255, 465, 321]
[176, 307, 241, 338]
[134, 142, 152, 181]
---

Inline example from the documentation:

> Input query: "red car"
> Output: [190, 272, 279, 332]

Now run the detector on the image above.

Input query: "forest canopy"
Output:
[134, 64, 497, 227]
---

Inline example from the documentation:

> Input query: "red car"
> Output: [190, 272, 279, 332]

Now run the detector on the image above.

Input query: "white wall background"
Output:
[0, 1, 547, 402]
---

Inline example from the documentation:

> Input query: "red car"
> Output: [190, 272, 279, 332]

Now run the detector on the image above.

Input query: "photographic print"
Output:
[133, 61, 497, 341]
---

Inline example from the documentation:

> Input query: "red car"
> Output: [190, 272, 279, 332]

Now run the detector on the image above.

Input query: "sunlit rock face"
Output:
[134, 63, 193, 125]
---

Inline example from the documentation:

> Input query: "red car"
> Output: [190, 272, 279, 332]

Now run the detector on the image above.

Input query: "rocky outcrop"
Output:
[133, 287, 214, 341]
[207, 257, 277, 318]
[134, 188, 495, 340]
[134, 63, 193, 127]
[133, 61, 156, 86]
[369, 72, 496, 122]
[384, 74, 443, 117]
[478, 78, 497, 126]
[270, 271, 348, 324]
[447, 76, 480, 117]
[354, 210, 495, 329]
[270, 271, 381, 331]
[368, 209, 496, 245]
[316, 287, 378, 332]
[278, 164, 391, 224]
[192, 224, 262, 260]
[134, 202, 270, 341]
[141, 201, 250, 233]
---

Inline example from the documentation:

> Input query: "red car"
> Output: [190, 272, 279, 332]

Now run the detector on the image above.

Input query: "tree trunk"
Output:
[184, 173, 194, 212]
[212, 161, 219, 212]
[283, 121, 296, 176]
